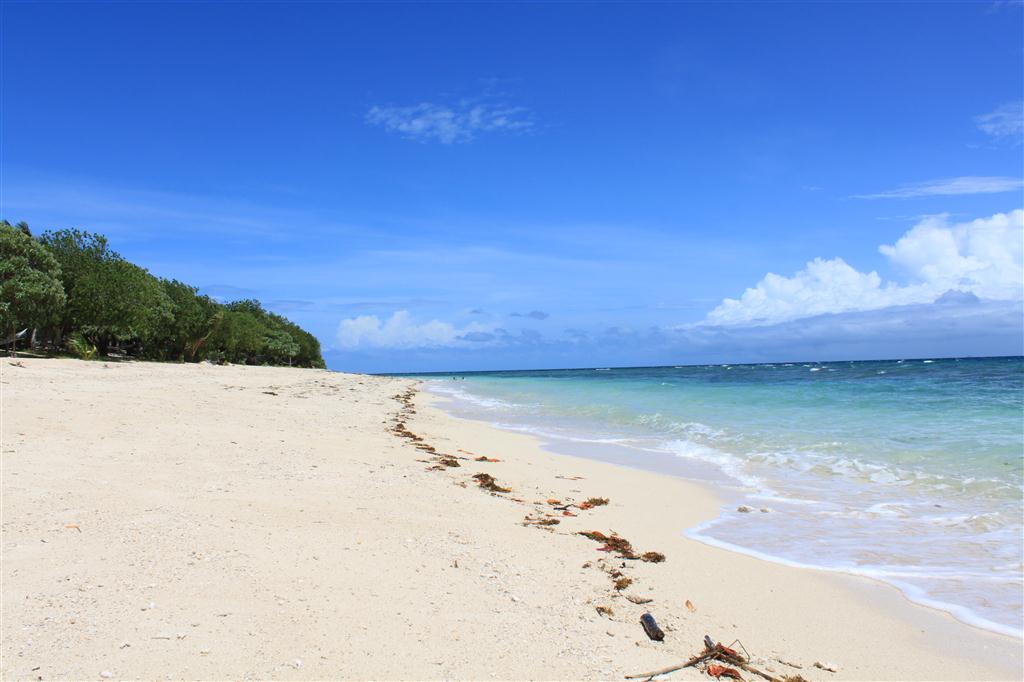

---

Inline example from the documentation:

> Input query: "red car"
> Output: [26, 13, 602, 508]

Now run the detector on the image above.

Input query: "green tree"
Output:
[209, 310, 265, 363]
[73, 259, 173, 353]
[264, 328, 300, 365]
[1, 219, 32, 237]
[40, 229, 173, 354]
[0, 222, 66, 349]
[38, 229, 116, 339]
[21, 225, 324, 367]
[152, 279, 221, 361]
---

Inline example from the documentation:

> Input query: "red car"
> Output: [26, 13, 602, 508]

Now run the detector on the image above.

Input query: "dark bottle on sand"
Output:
[640, 612, 664, 641]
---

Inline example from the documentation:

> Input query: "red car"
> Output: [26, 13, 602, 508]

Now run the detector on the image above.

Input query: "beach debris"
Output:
[759, 508, 771, 513]
[262, 391, 277, 396]
[737, 506, 754, 513]
[578, 531, 638, 559]
[626, 594, 653, 605]
[579, 497, 609, 510]
[472, 473, 511, 493]
[522, 514, 560, 527]
[562, 510, 578, 517]
[641, 551, 666, 563]
[596, 605, 614, 617]
[773, 658, 801, 669]
[391, 421, 425, 442]
[65, 524, 82, 532]
[100, 671, 113, 679]
[626, 636, 783, 682]
[474, 456, 501, 462]
[685, 599, 696, 612]
[546, 498, 561, 505]
[437, 455, 460, 468]
[614, 576, 634, 591]
[556, 474, 585, 480]
[781, 676, 809, 682]
[706, 664, 743, 680]
[813, 662, 839, 673]
[639, 613, 665, 641]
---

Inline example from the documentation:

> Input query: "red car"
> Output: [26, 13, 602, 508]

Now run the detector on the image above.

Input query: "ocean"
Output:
[411, 357, 1024, 637]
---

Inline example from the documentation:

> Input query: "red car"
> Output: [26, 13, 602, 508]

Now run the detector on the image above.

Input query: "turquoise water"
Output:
[413, 357, 1024, 637]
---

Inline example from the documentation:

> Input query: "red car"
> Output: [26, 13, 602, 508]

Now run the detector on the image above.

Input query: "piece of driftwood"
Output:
[625, 637, 783, 682]
[624, 652, 711, 679]
[733, 661, 780, 682]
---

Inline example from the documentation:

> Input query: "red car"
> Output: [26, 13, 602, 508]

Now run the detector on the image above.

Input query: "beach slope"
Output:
[1, 359, 1018, 680]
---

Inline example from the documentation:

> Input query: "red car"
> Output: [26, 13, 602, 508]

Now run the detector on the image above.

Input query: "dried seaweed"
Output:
[472, 472, 511, 493]
[523, 515, 560, 527]
[641, 551, 666, 563]
[577, 531, 639, 559]
[613, 576, 633, 591]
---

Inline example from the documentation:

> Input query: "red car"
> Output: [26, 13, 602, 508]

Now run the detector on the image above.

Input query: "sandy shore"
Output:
[1, 359, 1019, 681]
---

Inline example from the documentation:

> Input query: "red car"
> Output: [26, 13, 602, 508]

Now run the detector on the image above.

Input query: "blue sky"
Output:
[2, 1, 1022, 372]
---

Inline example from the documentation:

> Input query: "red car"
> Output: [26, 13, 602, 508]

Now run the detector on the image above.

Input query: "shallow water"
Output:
[410, 357, 1024, 637]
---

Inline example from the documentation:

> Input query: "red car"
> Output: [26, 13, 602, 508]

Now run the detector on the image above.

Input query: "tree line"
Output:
[0, 220, 324, 367]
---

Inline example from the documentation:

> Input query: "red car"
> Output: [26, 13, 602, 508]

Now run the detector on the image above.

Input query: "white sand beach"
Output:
[2, 359, 1019, 681]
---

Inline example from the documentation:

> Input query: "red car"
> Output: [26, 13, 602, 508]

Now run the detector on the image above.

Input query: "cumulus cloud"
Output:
[335, 310, 493, 349]
[684, 298, 1023, 363]
[704, 210, 1023, 327]
[365, 100, 532, 144]
[853, 176, 1024, 199]
[975, 101, 1024, 142]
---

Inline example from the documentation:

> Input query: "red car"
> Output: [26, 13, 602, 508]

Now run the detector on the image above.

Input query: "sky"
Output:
[2, 1, 1022, 373]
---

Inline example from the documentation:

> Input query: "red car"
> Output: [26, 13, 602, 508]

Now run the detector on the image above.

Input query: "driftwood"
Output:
[624, 652, 709, 679]
[625, 637, 783, 682]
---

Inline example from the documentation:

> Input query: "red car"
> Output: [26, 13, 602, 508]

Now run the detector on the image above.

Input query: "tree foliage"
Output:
[1, 220, 324, 367]
[0, 221, 66, 339]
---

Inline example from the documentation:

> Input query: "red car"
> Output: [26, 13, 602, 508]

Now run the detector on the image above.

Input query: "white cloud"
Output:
[853, 176, 1024, 199]
[335, 310, 493, 349]
[365, 100, 532, 144]
[704, 210, 1024, 327]
[975, 101, 1024, 142]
